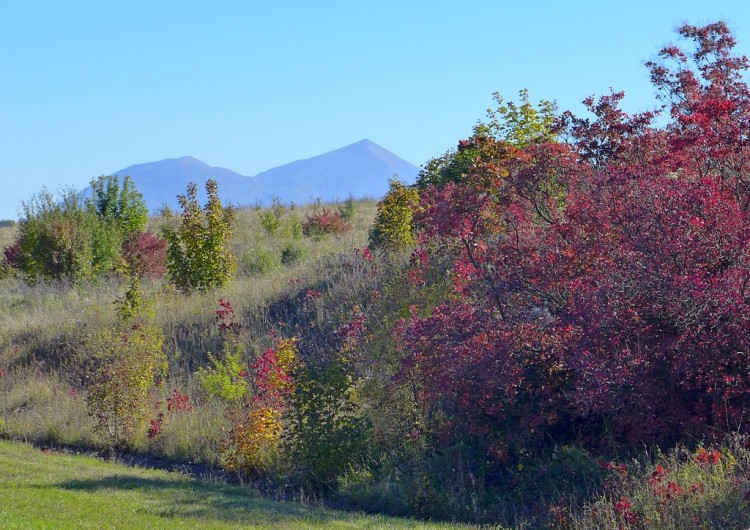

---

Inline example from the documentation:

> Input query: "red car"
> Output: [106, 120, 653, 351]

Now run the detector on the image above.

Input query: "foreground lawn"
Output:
[0, 441, 470, 529]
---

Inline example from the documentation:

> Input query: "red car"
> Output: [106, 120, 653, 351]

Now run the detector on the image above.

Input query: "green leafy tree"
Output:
[417, 89, 556, 189]
[368, 179, 419, 252]
[479, 89, 556, 147]
[163, 179, 237, 292]
[89, 175, 148, 234]
[8, 176, 148, 283]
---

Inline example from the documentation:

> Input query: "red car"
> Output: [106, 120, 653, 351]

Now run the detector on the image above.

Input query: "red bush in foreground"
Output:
[399, 22, 750, 456]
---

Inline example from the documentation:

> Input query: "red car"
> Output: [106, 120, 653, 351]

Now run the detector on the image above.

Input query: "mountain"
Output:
[82, 140, 420, 213]
[106, 156, 253, 210]
[249, 139, 420, 205]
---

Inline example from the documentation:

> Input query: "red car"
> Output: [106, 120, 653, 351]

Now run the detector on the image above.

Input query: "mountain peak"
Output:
[87, 141, 419, 212]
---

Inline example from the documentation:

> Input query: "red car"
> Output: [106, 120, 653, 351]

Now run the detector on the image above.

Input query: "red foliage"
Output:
[215, 298, 242, 335]
[302, 208, 351, 236]
[397, 22, 750, 456]
[249, 337, 297, 410]
[122, 230, 167, 279]
[166, 388, 193, 413]
[147, 413, 164, 439]
[693, 447, 722, 466]
[3, 240, 23, 269]
[614, 497, 638, 527]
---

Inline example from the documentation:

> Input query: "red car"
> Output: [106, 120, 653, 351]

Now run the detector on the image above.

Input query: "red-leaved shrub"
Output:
[398, 22, 750, 458]
[122, 230, 167, 279]
[302, 208, 351, 237]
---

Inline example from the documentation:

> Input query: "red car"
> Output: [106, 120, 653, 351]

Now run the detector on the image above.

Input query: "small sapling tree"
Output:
[163, 179, 237, 292]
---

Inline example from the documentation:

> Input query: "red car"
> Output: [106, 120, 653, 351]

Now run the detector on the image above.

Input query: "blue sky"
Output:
[2, 1, 749, 220]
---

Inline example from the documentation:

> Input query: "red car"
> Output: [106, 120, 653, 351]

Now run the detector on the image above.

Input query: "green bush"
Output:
[76, 310, 165, 448]
[7, 176, 147, 283]
[241, 247, 281, 275]
[163, 179, 237, 292]
[197, 343, 248, 404]
[284, 215, 304, 240]
[285, 361, 371, 491]
[258, 197, 285, 236]
[339, 196, 357, 220]
[280, 242, 306, 265]
[368, 179, 419, 253]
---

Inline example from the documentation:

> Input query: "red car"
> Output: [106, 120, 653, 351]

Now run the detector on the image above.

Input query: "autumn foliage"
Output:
[398, 22, 750, 459]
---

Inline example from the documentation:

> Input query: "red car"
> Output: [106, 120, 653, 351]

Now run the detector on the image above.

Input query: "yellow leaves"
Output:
[369, 179, 420, 252]
[77, 319, 165, 447]
[222, 406, 282, 475]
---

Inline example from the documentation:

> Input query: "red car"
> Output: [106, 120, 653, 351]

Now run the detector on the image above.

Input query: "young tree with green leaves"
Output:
[163, 179, 237, 292]
[368, 179, 419, 253]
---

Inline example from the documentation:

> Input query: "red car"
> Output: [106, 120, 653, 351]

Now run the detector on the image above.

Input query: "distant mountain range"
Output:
[81, 139, 420, 212]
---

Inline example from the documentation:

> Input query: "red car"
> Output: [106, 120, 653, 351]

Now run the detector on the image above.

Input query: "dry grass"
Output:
[0, 198, 378, 463]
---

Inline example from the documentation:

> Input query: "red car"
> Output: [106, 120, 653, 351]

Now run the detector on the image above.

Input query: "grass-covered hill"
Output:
[6, 21, 750, 529]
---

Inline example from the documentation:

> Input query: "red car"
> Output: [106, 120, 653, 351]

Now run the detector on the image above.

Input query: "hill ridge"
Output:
[86, 140, 418, 212]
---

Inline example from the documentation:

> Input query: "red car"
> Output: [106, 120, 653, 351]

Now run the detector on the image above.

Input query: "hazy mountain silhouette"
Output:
[82, 140, 419, 212]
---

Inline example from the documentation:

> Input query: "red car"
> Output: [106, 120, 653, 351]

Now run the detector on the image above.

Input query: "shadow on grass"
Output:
[56, 474, 344, 525]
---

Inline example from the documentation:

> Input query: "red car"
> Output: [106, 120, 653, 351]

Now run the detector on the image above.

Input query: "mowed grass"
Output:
[0, 441, 474, 530]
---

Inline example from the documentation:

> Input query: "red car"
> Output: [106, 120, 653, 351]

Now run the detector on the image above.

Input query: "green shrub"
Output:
[163, 179, 237, 292]
[339, 196, 357, 220]
[284, 215, 304, 240]
[280, 242, 307, 265]
[240, 247, 281, 275]
[89, 175, 148, 235]
[368, 179, 419, 253]
[7, 176, 147, 283]
[285, 361, 371, 490]
[258, 197, 284, 236]
[76, 313, 165, 448]
[197, 343, 248, 404]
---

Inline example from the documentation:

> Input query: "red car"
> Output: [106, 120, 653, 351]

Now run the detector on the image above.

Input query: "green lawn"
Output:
[0, 441, 470, 529]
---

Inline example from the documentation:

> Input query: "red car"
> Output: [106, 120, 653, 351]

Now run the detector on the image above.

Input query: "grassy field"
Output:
[0, 440, 478, 529]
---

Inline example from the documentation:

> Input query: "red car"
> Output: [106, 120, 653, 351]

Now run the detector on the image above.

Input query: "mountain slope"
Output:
[108, 156, 254, 210]
[249, 139, 419, 205]
[84, 140, 420, 212]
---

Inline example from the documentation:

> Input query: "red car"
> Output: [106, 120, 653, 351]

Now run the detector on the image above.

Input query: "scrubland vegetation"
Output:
[4, 21, 750, 528]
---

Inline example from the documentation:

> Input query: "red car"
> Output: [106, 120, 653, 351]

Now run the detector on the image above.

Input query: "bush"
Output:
[284, 215, 304, 240]
[240, 247, 280, 275]
[302, 208, 351, 238]
[77, 314, 165, 448]
[7, 176, 147, 283]
[368, 179, 419, 253]
[258, 197, 284, 236]
[10, 188, 101, 282]
[163, 179, 237, 292]
[221, 336, 299, 477]
[121, 230, 167, 279]
[280, 242, 306, 265]
[339, 196, 357, 220]
[198, 299, 248, 404]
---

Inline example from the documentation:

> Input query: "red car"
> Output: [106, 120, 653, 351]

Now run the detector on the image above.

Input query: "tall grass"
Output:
[0, 198, 378, 466]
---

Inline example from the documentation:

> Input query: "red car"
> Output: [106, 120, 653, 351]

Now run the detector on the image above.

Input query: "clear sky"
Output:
[2, 1, 749, 220]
